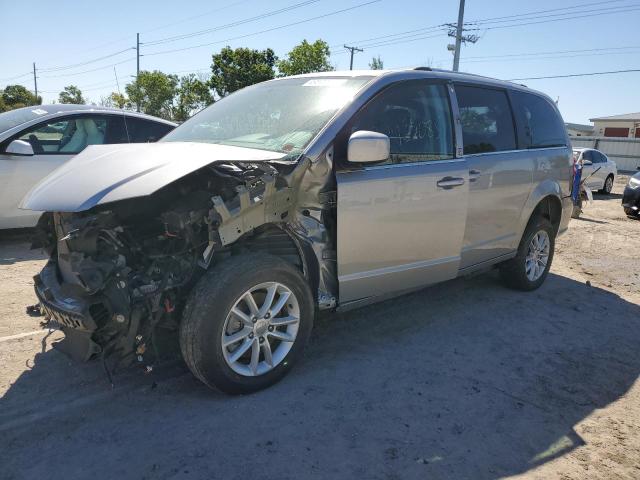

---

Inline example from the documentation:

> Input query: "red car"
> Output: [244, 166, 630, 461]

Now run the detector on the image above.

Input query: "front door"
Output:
[0, 115, 110, 228]
[335, 80, 469, 304]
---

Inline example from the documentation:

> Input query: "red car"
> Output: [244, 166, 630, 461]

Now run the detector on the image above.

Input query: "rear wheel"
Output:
[600, 174, 614, 194]
[180, 254, 314, 394]
[500, 217, 555, 291]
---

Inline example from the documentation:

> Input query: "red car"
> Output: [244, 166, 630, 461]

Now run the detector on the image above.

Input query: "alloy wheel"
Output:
[525, 230, 550, 282]
[221, 282, 300, 377]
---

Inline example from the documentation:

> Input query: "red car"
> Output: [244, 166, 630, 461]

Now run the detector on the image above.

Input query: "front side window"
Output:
[346, 81, 454, 164]
[456, 85, 516, 154]
[582, 150, 593, 162]
[162, 76, 372, 157]
[510, 91, 566, 149]
[16, 117, 107, 154]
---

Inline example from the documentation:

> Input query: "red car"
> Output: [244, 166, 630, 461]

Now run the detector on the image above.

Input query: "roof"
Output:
[590, 112, 640, 122]
[9, 104, 177, 125]
[565, 122, 594, 132]
[284, 67, 534, 93]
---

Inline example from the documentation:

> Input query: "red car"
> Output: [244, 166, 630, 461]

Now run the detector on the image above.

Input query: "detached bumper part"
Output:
[34, 262, 101, 361]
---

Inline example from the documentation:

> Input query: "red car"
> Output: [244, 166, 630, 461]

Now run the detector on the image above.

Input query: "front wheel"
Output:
[500, 217, 556, 291]
[179, 254, 314, 394]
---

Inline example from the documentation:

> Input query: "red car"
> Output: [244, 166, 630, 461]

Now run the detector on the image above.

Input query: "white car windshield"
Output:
[162, 76, 373, 156]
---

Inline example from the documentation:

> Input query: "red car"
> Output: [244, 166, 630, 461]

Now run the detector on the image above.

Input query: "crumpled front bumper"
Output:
[34, 261, 102, 361]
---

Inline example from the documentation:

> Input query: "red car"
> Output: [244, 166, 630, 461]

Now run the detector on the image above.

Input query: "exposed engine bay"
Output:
[32, 155, 337, 374]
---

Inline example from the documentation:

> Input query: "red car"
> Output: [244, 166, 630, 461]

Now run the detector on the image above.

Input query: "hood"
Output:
[20, 142, 287, 212]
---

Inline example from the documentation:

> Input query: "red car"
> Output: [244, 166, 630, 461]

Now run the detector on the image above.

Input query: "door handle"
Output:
[469, 169, 482, 182]
[437, 176, 466, 189]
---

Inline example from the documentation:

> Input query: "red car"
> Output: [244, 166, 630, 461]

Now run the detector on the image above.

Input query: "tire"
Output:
[499, 217, 555, 291]
[600, 174, 614, 194]
[179, 253, 314, 394]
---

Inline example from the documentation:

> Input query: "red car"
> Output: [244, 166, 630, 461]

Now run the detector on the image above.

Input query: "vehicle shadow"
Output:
[2, 270, 639, 479]
[593, 192, 623, 200]
[0, 239, 46, 265]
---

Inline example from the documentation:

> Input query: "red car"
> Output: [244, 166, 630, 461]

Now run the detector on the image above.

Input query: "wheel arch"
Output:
[515, 180, 565, 248]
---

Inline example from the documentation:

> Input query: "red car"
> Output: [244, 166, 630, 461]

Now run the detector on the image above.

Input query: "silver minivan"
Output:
[23, 68, 572, 393]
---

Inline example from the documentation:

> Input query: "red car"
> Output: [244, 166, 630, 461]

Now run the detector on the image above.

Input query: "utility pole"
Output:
[344, 45, 363, 70]
[136, 33, 140, 112]
[452, 0, 465, 72]
[32, 62, 38, 102]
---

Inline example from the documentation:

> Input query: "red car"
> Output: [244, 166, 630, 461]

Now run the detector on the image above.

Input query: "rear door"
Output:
[455, 85, 531, 268]
[335, 80, 469, 304]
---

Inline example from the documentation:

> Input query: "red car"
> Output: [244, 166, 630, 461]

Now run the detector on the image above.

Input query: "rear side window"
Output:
[510, 91, 566, 149]
[127, 118, 173, 143]
[455, 85, 516, 154]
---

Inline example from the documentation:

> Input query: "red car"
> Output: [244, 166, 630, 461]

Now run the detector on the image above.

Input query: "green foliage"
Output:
[58, 85, 85, 104]
[277, 39, 333, 76]
[209, 46, 277, 97]
[174, 74, 213, 122]
[99, 92, 131, 109]
[125, 70, 179, 119]
[0, 96, 6, 113]
[369, 55, 384, 70]
[2, 84, 40, 110]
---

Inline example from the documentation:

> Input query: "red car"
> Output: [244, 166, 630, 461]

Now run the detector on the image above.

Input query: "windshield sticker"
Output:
[31, 108, 47, 115]
[302, 79, 347, 87]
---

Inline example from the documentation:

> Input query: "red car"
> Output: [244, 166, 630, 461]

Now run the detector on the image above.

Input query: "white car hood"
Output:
[21, 142, 287, 212]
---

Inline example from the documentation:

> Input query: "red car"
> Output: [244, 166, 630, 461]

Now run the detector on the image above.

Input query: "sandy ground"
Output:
[1, 176, 639, 480]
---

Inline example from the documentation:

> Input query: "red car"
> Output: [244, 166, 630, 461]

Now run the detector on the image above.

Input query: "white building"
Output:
[565, 122, 594, 137]
[590, 113, 640, 138]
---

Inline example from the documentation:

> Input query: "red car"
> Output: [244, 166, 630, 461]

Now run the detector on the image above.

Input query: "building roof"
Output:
[590, 112, 640, 122]
[565, 122, 594, 132]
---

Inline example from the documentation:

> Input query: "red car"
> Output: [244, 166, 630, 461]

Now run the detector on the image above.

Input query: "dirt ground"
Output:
[1, 176, 639, 480]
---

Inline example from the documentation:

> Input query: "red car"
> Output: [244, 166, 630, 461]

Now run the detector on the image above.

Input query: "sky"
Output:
[1, 0, 638, 124]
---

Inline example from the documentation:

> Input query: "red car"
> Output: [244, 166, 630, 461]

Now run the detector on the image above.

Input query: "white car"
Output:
[0, 105, 176, 229]
[572, 148, 617, 194]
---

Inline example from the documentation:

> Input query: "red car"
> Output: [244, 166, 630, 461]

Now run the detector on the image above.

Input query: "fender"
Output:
[512, 179, 568, 249]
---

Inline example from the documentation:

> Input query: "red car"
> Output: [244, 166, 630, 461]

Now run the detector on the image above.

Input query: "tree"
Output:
[0, 96, 6, 113]
[2, 85, 40, 110]
[100, 92, 131, 109]
[369, 55, 384, 70]
[209, 46, 277, 97]
[125, 70, 178, 119]
[277, 39, 333, 76]
[174, 74, 213, 122]
[58, 85, 85, 104]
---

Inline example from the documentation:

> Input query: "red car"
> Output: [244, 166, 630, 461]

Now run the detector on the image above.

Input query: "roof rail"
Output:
[413, 66, 432, 71]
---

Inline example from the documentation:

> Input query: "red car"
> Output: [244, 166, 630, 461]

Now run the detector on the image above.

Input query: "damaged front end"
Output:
[32, 154, 337, 372]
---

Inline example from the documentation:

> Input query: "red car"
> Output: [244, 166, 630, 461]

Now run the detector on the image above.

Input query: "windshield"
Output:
[162, 76, 373, 155]
[0, 106, 50, 133]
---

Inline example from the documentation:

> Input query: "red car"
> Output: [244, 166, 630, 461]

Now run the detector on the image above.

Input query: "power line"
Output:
[508, 68, 640, 81]
[143, 0, 322, 47]
[38, 59, 135, 79]
[481, 6, 640, 30]
[467, 0, 633, 23]
[0, 71, 32, 82]
[37, 47, 135, 73]
[142, 0, 381, 57]
[330, 31, 446, 55]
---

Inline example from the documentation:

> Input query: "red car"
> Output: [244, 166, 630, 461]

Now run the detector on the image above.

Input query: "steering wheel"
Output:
[27, 134, 44, 154]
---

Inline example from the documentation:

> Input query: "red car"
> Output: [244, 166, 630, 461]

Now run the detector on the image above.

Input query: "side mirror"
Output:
[582, 159, 592, 166]
[5, 139, 34, 156]
[347, 130, 390, 164]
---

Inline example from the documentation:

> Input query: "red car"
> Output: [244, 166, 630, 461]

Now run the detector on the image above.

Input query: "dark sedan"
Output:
[622, 169, 640, 217]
